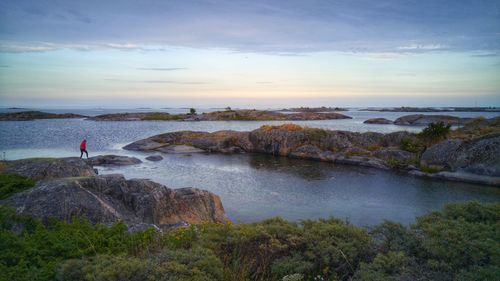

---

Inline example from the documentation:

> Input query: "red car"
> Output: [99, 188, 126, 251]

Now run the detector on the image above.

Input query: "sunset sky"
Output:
[0, 0, 499, 108]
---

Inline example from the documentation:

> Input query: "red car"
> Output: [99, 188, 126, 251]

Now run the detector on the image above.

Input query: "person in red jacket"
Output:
[80, 139, 88, 159]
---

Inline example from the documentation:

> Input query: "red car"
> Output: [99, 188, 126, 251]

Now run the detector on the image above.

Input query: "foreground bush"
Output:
[0, 201, 498, 281]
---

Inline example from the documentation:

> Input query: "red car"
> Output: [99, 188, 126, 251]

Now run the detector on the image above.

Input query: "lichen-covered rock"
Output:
[420, 139, 462, 169]
[374, 148, 414, 162]
[451, 133, 500, 176]
[1, 174, 228, 230]
[421, 134, 500, 176]
[85, 155, 142, 166]
[2, 157, 96, 179]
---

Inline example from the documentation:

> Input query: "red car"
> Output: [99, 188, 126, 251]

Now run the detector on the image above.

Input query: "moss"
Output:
[420, 165, 443, 174]
[0, 173, 36, 200]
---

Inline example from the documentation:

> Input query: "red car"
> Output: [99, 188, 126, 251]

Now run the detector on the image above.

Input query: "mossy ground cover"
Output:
[0, 174, 35, 200]
[0, 201, 498, 281]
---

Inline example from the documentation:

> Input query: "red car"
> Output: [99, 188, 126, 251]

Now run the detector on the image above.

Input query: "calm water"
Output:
[1, 109, 499, 226]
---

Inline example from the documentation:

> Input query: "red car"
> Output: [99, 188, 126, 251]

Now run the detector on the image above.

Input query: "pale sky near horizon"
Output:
[0, 0, 499, 108]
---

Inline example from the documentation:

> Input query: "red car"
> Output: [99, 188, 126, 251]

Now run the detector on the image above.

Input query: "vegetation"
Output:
[189, 108, 197, 115]
[0, 201, 498, 281]
[141, 112, 183, 121]
[418, 122, 451, 144]
[399, 137, 424, 153]
[0, 174, 35, 200]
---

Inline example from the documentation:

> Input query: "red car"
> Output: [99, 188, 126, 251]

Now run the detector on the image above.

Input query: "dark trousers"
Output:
[80, 149, 88, 158]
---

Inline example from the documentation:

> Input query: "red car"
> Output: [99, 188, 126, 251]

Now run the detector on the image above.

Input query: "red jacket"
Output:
[80, 140, 87, 150]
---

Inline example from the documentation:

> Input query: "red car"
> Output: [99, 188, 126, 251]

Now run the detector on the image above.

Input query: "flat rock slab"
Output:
[155, 145, 205, 154]
[2, 157, 97, 179]
[146, 155, 164, 161]
[86, 155, 142, 166]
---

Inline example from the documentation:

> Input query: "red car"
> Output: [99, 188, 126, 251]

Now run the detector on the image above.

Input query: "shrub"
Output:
[1, 202, 499, 281]
[419, 122, 451, 143]
[189, 108, 197, 115]
[0, 174, 35, 200]
[400, 137, 424, 153]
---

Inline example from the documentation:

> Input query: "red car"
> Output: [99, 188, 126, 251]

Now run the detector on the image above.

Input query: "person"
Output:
[80, 139, 88, 158]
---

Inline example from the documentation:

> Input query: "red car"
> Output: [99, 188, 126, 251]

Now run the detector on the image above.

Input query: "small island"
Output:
[0, 111, 87, 121]
[88, 109, 352, 121]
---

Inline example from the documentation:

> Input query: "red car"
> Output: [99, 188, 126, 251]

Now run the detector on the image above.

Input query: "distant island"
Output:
[279, 106, 348, 112]
[88, 109, 352, 121]
[0, 111, 87, 121]
[361, 106, 500, 112]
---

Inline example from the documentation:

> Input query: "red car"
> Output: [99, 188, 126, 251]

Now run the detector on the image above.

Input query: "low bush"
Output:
[419, 122, 451, 144]
[0, 201, 498, 281]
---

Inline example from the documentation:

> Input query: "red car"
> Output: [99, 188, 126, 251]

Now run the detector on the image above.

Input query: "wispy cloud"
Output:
[136, 67, 188, 71]
[398, 44, 448, 51]
[104, 78, 208, 85]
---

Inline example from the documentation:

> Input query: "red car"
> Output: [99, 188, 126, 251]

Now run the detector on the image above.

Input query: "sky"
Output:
[0, 0, 499, 108]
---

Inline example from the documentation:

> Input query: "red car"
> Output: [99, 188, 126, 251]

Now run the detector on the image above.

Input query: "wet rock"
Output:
[363, 118, 393, 124]
[145, 155, 163, 161]
[1, 174, 228, 230]
[2, 157, 96, 180]
[86, 155, 142, 166]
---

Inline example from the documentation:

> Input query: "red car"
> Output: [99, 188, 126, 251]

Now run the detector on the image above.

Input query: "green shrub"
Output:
[400, 137, 424, 153]
[0, 174, 35, 200]
[1, 202, 499, 281]
[419, 122, 451, 143]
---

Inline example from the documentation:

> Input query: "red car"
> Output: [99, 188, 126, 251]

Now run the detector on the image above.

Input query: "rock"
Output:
[363, 118, 393, 124]
[289, 145, 325, 160]
[421, 134, 500, 176]
[374, 148, 414, 162]
[451, 133, 500, 176]
[155, 145, 204, 154]
[420, 139, 463, 169]
[1, 174, 228, 230]
[2, 157, 96, 179]
[85, 155, 142, 166]
[146, 155, 163, 161]
[381, 131, 414, 147]
[394, 114, 468, 126]
[88, 112, 183, 121]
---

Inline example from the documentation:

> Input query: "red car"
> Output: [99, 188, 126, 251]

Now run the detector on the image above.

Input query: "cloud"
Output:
[142, 80, 208, 85]
[397, 44, 448, 51]
[104, 78, 208, 85]
[1, 0, 499, 54]
[136, 67, 188, 71]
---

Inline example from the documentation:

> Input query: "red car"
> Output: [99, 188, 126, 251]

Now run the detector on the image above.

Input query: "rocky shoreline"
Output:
[362, 106, 500, 112]
[124, 122, 500, 186]
[364, 114, 473, 126]
[88, 109, 352, 121]
[0, 156, 228, 231]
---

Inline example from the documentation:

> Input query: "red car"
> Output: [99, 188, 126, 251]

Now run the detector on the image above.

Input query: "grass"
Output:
[0, 173, 35, 200]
